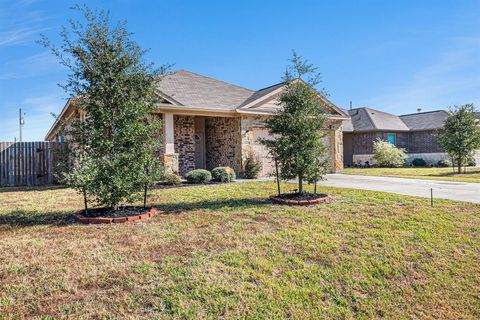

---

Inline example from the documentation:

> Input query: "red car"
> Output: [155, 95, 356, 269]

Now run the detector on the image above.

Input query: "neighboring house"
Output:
[342, 107, 480, 166]
[45, 70, 349, 177]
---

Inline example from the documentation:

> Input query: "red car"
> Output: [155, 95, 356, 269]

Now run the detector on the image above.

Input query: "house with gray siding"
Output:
[343, 107, 480, 166]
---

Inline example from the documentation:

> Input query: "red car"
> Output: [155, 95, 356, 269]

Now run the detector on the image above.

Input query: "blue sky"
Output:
[2, 0, 480, 141]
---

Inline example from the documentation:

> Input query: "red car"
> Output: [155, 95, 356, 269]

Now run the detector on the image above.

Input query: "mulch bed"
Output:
[73, 206, 157, 224]
[270, 193, 331, 206]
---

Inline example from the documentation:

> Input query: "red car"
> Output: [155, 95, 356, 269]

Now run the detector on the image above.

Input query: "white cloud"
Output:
[0, 51, 61, 80]
[364, 36, 480, 112]
[0, 1, 53, 47]
[0, 28, 37, 46]
[23, 93, 65, 113]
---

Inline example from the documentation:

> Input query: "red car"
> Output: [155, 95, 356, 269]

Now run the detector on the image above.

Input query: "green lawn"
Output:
[343, 166, 480, 183]
[0, 182, 479, 319]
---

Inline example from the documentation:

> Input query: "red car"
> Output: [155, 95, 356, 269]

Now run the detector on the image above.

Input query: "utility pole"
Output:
[19, 108, 25, 142]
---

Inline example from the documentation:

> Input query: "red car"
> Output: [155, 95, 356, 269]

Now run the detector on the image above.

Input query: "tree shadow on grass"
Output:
[152, 197, 273, 215]
[0, 210, 75, 228]
[0, 185, 69, 193]
[428, 169, 480, 178]
[0, 197, 274, 228]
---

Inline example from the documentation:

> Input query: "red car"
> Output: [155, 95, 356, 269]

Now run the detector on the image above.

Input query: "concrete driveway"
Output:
[319, 174, 480, 204]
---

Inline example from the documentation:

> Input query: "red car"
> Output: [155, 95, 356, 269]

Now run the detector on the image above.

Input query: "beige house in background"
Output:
[45, 70, 349, 177]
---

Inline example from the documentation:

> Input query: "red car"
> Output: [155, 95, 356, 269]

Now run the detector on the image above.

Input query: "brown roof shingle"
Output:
[157, 70, 254, 110]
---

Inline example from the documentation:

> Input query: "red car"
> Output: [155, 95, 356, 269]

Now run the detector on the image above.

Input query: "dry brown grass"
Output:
[0, 182, 479, 319]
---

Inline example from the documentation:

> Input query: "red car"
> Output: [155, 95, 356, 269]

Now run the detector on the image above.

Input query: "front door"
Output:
[194, 117, 206, 169]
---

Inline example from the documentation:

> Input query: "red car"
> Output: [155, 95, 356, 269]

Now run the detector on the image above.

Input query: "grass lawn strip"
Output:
[342, 167, 480, 183]
[0, 182, 478, 319]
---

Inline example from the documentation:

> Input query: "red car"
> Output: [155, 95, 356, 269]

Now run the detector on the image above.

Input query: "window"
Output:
[386, 133, 396, 145]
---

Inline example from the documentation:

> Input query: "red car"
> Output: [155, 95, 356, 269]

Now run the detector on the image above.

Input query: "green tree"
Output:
[437, 104, 480, 173]
[261, 52, 329, 194]
[41, 5, 168, 210]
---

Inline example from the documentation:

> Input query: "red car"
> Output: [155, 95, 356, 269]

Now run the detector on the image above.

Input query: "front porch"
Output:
[162, 113, 242, 176]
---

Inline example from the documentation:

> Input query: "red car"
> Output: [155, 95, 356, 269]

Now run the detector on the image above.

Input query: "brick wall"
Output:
[408, 130, 444, 153]
[174, 115, 195, 176]
[205, 117, 241, 173]
[351, 130, 442, 155]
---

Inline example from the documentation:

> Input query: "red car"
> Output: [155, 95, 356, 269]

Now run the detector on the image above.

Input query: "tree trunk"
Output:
[144, 167, 149, 208]
[143, 184, 148, 209]
[83, 188, 88, 214]
[274, 158, 281, 196]
[457, 156, 462, 174]
[298, 175, 303, 194]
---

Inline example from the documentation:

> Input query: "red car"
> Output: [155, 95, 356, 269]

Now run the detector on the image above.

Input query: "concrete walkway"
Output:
[317, 174, 480, 204]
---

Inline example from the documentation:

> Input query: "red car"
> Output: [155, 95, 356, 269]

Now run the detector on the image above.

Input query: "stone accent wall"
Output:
[353, 153, 451, 166]
[174, 115, 195, 176]
[163, 153, 179, 174]
[240, 116, 343, 176]
[240, 116, 274, 177]
[327, 120, 344, 172]
[156, 113, 165, 158]
[205, 117, 242, 174]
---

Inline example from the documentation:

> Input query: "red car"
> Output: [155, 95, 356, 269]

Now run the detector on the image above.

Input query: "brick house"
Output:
[342, 107, 480, 166]
[45, 70, 349, 177]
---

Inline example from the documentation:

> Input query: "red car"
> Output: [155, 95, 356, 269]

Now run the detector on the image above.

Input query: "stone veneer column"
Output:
[240, 115, 275, 177]
[328, 120, 344, 172]
[163, 112, 179, 174]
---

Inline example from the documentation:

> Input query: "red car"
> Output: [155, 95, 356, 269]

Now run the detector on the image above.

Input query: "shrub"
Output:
[185, 169, 212, 183]
[411, 158, 427, 167]
[243, 152, 262, 179]
[211, 166, 236, 183]
[373, 139, 407, 168]
[437, 159, 451, 167]
[162, 172, 181, 185]
[467, 156, 476, 167]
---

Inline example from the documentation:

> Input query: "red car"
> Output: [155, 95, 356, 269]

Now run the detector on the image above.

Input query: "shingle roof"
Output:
[341, 107, 473, 132]
[399, 110, 450, 131]
[156, 70, 254, 110]
[239, 80, 348, 118]
[340, 108, 354, 132]
[344, 107, 410, 132]
[238, 82, 284, 108]
[155, 69, 347, 117]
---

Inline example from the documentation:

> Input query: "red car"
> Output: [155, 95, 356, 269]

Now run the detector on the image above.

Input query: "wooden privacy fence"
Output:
[0, 142, 66, 187]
